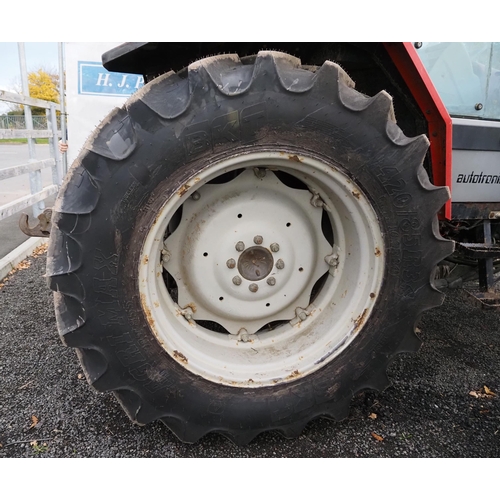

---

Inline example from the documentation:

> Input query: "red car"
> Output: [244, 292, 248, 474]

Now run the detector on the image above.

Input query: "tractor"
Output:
[36, 42, 500, 444]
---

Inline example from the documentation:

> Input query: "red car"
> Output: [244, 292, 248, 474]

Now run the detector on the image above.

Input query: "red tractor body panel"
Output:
[384, 42, 452, 219]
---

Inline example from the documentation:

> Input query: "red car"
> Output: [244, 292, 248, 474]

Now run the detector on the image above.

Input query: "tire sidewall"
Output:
[57, 81, 433, 428]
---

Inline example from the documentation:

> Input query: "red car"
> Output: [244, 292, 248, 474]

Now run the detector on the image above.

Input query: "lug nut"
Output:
[267, 277, 276, 286]
[276, 259, 285, 270]
[270, 243, 279, 252]
[235, 241, 245, 252]
[226, 258, 236, 269]
[253, 235, 263, 245]
[232, 276, 242, 286]
[249, 284, 258, 293]
[191, 191, 201, 200]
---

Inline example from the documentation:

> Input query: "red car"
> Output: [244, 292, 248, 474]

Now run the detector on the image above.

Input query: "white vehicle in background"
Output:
[64, 42, 144, 166]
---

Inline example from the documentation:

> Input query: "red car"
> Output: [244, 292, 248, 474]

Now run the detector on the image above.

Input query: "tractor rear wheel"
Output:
[47, 51, 453, 444]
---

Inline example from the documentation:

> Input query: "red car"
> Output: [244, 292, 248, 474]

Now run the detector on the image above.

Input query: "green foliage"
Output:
[30, 441, 49, 454]
[0, 138, 49, 144]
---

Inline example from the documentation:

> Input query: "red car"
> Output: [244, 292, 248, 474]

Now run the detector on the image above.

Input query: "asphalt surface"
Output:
[0, 144, 55, 258]
[0, 250, 499, 457]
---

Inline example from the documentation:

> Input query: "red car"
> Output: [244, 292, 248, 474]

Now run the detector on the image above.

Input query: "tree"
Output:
[27, 68, 60, 115]
[9, 67, 61, 115]
[29, 69, 59, 100]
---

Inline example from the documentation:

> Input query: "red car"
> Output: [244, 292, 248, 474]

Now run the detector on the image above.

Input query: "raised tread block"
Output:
[54, 165, 100, 215]
[241, 51, 303, 93]
[130, 71, 191, 119]
[48, 273, 85, 301]
[308, 60, 355, 100]
[76, 347, 109, 388]
[53, 291, 86, 338]
[86, 107, 137, 160]
[46, 222, 82, 276]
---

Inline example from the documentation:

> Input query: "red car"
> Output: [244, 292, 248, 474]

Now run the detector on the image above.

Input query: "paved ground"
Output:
[0, 144, 53, 204]
[0, 144, 55, 258]
[0, 250, 499, 457]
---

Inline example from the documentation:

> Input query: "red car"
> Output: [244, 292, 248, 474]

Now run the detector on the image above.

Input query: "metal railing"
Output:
[0, 114, 61, 130]
[0, 42, 66, 224]
[0, 89, 64, 221]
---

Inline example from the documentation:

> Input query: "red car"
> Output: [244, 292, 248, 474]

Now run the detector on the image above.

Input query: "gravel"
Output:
[1, 251, 499, 458]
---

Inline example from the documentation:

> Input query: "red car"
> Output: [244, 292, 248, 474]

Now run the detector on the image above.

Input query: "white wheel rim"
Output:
[139, 151, 384, 387]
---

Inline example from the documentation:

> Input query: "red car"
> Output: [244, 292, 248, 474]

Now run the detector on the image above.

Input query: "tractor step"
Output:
[457, 242, 500, 259]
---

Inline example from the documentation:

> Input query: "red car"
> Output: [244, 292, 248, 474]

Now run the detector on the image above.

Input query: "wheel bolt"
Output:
[238, 328, 250, 342]
[267, 277, 276, 286]
[276, 259, 285, 270]
[253, 235, 263, 245]
[191, 191, 201, 200]
[226, 258, 236, 269]
[249, 284, 258, 293]
[253, 167, 266, 179]
[235, 241, 245, 252]
[270, 243, 279, 252]
[232, 276, 242, 286]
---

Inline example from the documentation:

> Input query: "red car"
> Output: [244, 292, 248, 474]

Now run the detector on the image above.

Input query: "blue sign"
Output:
[78, 61, 144, 97]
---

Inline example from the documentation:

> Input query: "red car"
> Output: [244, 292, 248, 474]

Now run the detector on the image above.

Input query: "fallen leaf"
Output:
[32, 243, 48, 257]
[368, 413, 377, 420]
[484, 386, 496, 396]
[469, 390, 479, 398]
[371, 432, 384, 442]
[30, 440, 37, 446]
[1, 259, 33, 284]
[415, 327, 422, 334]
[29, 415, 39, 429]
[480, 409, 490, 414]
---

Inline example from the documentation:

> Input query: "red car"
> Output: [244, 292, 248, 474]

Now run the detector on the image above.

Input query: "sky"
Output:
[0, 42, 60, 113]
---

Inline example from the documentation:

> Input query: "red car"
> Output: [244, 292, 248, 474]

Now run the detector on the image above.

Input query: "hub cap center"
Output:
[237, 246, 274, 281]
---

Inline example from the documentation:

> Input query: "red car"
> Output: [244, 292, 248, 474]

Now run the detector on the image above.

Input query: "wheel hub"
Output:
[238, 246, 274, 281]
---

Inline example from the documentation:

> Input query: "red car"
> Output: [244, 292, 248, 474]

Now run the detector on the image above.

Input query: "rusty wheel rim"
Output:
[138, 150, 385, 387]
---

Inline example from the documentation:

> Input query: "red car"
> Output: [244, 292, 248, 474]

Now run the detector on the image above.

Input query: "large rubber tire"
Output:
[47, 51, 453, 445]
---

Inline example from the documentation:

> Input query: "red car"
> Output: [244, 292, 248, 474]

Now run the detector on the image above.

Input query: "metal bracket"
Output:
[290, 303, 316, 326]
[179, 306, 196, 326]
[19, 208, 52, 238]
[253, 167, 267, 179]
[310, 190, 331, 212]
[161, 242, 171, 268]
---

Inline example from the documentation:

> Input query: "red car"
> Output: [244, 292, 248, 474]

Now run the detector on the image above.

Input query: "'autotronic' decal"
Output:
[456, 171, 500, 184]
